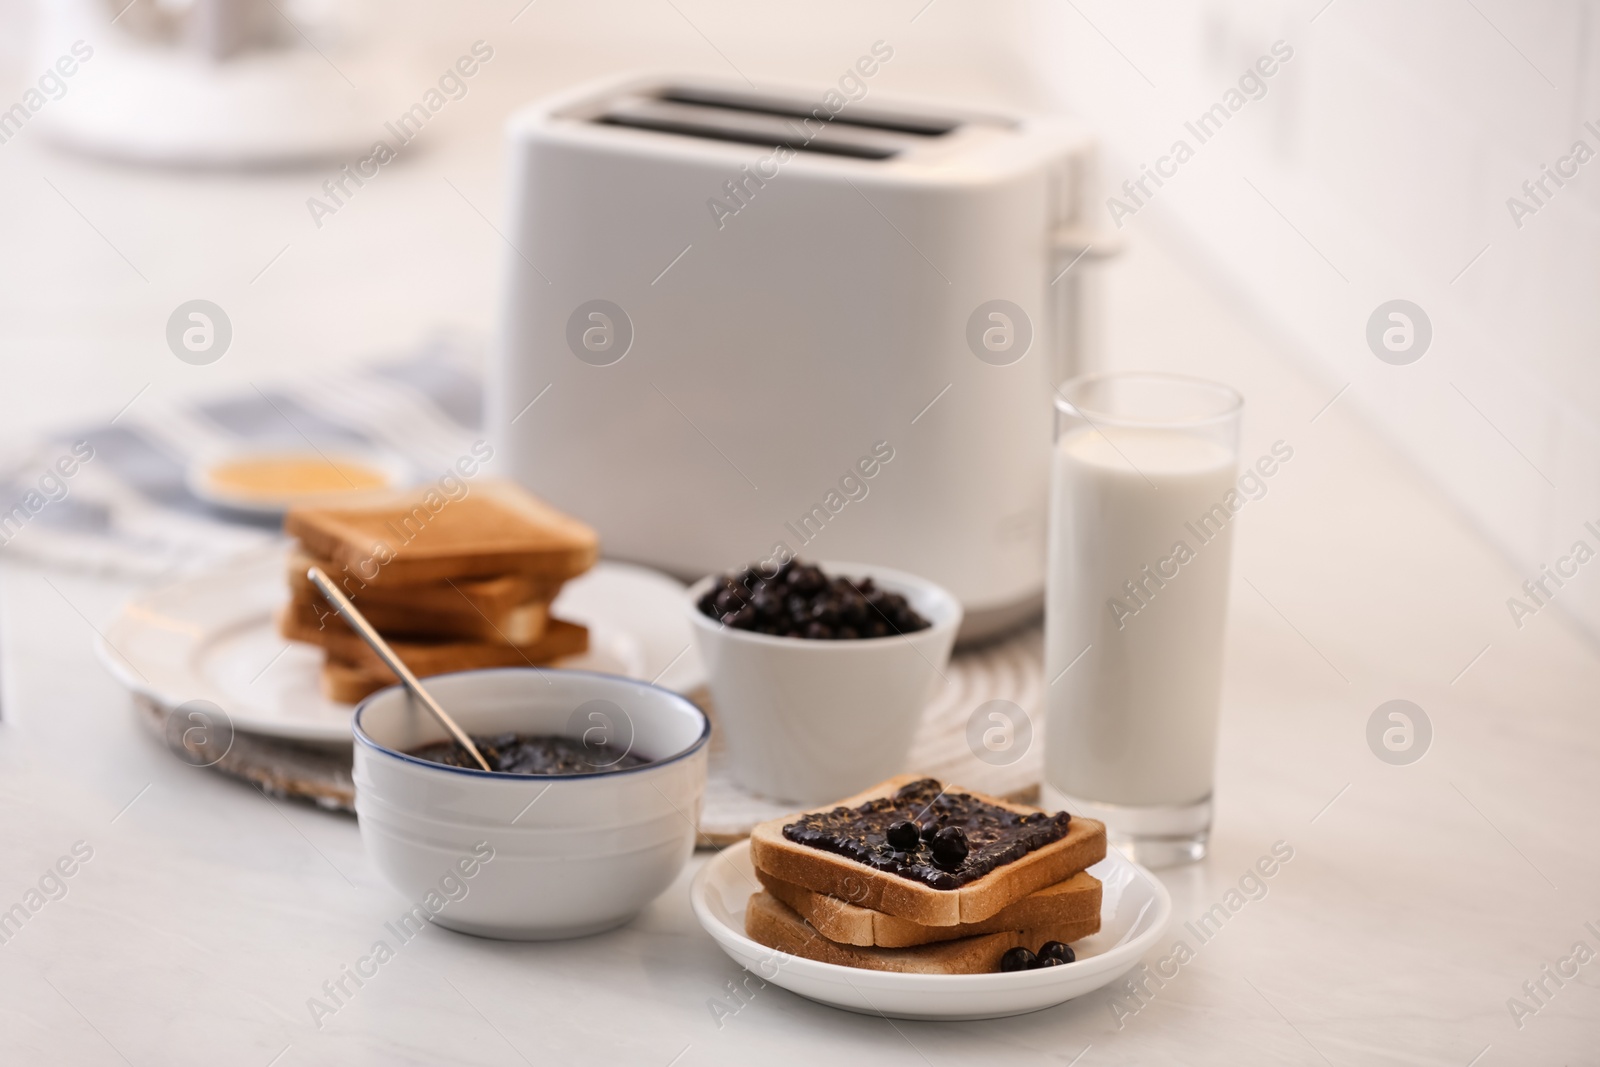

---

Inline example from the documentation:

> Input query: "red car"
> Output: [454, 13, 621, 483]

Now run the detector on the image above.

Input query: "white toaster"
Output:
[490, 72, 1110, 639]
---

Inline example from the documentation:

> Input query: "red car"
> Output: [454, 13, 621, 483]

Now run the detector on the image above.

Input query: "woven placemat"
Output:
[134, 623, 1047, 844]
[135, 694, 356, 810]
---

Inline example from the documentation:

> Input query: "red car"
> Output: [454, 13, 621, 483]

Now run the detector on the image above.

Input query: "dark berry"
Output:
[1037, 941, 1075, 964]
[810, 598, 840, 624]
[791, 566, 825, 594]
[930, 826, 969, 868]
[885, 820, 920, 851]
[840, 591, 868, 622]
[920, 820, 940, 841]
[698, 560, 930, 641]
[999, 947, 1037, 972]
[1037, 956, 1066, 967]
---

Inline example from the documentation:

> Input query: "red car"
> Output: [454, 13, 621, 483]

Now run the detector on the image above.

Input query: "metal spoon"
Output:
[306, 566, 493, 773]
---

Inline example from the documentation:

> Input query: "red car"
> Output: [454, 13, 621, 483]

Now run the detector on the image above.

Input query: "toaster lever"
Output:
[1050, 226, 1125, 264]
[1047, 227, 1122, 385]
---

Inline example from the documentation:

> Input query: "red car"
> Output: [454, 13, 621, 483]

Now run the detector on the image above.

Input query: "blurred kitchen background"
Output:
[2, 0, 1597, 643]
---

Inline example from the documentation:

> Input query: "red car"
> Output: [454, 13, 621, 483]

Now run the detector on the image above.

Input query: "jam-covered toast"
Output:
[749, 775, 1106, 927]
[756, 868, 1101, 948]
[744, 890, 1099, 975]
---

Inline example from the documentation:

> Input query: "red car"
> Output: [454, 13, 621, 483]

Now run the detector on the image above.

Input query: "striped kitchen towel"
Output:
[0, 333, 486, 579]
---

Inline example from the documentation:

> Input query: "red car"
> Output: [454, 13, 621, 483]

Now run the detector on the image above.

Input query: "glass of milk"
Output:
[1041, 373, 1243, 867]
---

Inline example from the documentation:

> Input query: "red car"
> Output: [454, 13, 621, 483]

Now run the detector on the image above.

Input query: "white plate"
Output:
[97, 547, 706, 743]
[690, 840, 1171, 1021]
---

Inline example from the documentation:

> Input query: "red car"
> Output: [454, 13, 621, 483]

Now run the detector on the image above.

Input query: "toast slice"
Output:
[316, 620, 589, 703]
[744, 891, 1099, 975]
[288, 549, 565, 616]
[281, 608, 589, 675]
[321, 659, 396, 704]
[757, 869, 1101, 948]
[284, 480, 599, 588]
[750, 775, 1106, 927]
[282, 587, 551, 645]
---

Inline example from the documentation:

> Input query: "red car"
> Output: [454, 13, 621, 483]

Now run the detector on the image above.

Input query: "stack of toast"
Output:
[278, 481, 600, 703]
[746, 776, 1108, 975]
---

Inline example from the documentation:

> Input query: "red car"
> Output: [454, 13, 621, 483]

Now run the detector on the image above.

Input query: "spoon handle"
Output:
[307, 566, 493, 773]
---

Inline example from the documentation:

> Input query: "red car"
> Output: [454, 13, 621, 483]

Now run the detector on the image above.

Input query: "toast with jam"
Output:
[748, 776, 1106, 927]
[756, 868, 1101, 949]
[744, 890, 1099, 975]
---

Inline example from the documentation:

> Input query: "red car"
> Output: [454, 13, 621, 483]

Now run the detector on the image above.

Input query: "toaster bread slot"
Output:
[596, 97, 903, 159]
[657, 85, 960, 137]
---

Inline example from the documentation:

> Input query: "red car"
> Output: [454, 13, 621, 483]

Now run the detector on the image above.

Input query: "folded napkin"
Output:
[0, 333, 484, 579]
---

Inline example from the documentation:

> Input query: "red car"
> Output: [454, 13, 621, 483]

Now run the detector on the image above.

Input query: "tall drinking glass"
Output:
[1042, 373, 1243, 867]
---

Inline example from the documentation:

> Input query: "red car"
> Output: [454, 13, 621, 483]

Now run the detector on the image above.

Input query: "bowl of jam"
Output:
[685, 560, 961, 805]
[352, 667, 710, 940]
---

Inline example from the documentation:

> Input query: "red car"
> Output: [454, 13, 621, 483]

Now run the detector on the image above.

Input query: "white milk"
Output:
[1043, 426, 1238, 807]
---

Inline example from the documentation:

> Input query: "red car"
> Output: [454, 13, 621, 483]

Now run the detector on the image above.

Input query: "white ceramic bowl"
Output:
[686, 562, 961, 804]
[352, 668, 710, 940]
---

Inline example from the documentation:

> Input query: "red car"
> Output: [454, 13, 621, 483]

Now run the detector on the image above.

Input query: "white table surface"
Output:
[2, 11, 1598, 1067]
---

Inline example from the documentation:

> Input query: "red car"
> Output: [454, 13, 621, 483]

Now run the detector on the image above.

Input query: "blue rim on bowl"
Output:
[351, 667, 712, 780]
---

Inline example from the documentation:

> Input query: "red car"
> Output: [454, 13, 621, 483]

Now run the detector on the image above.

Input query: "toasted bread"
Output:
[757, 869, 1101, 948]
[282, 587, 550, 645]
[749, 775, 1106, 927]
[284, 481, 598, 588]
[287, 549, 564, 616]
[315, 620, 590, 703]
[744, 891, 1099, 975]
[320, 659, 394, 704]
[281, 607, 589, 675]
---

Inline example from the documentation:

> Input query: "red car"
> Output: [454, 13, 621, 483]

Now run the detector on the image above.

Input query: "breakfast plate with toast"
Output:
[691, 776, 1171, 1019]
[97, 482, 706, 743]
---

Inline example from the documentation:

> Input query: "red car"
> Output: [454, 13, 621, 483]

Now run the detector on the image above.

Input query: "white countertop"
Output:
[2, 11, 1598, 1065]
[4, 231, 1597, 1064]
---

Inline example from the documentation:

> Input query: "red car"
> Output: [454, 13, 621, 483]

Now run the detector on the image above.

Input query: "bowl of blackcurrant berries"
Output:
[686, 559, 961, 804]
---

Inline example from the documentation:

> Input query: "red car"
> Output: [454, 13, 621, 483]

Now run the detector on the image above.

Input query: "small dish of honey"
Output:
[187, 448, 410, 516]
